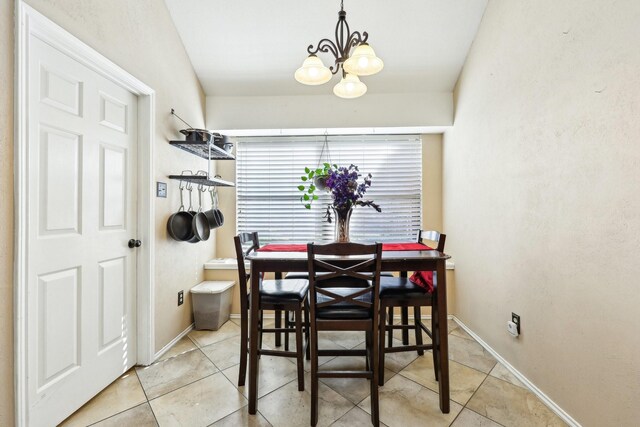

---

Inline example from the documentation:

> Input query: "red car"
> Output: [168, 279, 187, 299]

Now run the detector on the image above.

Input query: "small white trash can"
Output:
[190, 281, 235, 330]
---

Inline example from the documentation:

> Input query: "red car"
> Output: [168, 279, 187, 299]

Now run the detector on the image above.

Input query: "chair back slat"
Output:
[313, 258, 376, 283]
[418, 230, 446, 252]
[307, 242, 382, 317]
[416, 230, 446, 288]
[311, 241, 380, 256]
[234, 232, 260, 312]
[315, 286, 374, 309]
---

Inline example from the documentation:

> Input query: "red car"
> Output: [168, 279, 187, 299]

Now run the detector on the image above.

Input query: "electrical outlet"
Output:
[157, 181, 167, 198]
[511, 313, 521, 334]
[178, 290, 184, 306]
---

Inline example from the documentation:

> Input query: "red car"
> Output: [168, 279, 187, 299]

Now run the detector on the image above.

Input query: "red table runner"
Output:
[258, 242, 431, 252]
[258, 242, 435, 292]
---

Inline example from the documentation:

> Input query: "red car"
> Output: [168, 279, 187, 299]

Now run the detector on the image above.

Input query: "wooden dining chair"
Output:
[307, 242, 382, 426]
[234, 232, 309, 391]
[378, 230, 446, 386]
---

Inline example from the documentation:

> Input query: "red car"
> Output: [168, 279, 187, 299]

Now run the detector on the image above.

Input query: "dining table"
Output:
[245, 243, 452, 415]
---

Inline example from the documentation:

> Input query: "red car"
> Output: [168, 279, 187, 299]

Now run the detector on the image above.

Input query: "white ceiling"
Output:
[165, 0, 487, 97]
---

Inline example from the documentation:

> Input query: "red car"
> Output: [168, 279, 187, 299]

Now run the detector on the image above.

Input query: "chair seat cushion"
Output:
[285, 271, 309, 279]
[314, 287, 373, 319]
[379, 277, 432, 299]
[260, 279, 308, 302]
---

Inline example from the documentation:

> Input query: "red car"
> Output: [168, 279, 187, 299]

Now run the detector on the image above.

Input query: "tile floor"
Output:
[60, 318, 566, 427]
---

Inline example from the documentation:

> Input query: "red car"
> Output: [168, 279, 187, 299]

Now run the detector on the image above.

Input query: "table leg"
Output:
[400, 271, 409, 344]
[248, 262, 260, 414]
[274, 273, 282, 347]
[436, 260, 450, 413]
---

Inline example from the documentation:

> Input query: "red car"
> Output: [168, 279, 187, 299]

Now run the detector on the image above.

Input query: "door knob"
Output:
[128, 239, 142, 248]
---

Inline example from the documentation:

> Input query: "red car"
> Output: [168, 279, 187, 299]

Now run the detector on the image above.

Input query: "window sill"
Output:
[204, 258, 243, 270]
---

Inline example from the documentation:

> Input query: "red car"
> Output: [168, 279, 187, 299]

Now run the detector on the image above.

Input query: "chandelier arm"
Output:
[335, 13, 350, 58]
[328, 63, 342, 75]
[347, 31, 369, 51]
[307, 38, 340, 60]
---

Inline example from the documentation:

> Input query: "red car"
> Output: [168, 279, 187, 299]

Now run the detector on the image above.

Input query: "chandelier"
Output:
[294, 0, 383, 99]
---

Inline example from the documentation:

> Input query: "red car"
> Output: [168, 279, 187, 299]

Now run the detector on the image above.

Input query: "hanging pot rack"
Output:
[169, 109, 235, 161]
[169, 170, 235, 188]
[168, 109, 235, 187]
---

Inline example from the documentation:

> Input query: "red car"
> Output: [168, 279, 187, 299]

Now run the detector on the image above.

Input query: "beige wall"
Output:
[0, 2, 214, 421]
[207, 93, 453, 130]
[443, 1, 640, 425]
[0, 0, 15, 424]
[422, 134, 443, 232]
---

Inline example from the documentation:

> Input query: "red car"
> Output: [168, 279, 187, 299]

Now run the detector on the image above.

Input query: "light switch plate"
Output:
[157, 182, 167, 198]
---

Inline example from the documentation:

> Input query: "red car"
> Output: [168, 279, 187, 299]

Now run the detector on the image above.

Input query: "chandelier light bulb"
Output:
[294, 55, 332, 85]
[333, 73, 367, 99]
[343, 43, 384, 76]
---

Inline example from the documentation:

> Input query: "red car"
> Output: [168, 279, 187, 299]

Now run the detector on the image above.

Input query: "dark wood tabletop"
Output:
[245, 247, 452, 415]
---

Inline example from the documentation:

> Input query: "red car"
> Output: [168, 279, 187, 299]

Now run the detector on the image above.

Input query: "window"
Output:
[236, 135, 422, 243]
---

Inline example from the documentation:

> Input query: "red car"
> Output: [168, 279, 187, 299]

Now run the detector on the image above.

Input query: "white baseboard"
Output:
[151, 323, 195, 364]
[450, 316, 581, 427]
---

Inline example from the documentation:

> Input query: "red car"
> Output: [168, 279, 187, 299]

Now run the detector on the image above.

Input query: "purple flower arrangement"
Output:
[299, 163, 381, 223]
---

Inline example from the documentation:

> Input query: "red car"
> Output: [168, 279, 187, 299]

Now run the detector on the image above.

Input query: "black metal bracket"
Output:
[168, 171, 235, 188]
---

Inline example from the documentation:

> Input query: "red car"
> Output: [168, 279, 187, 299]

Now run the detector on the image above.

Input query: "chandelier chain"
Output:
[317, 132, 332, 169]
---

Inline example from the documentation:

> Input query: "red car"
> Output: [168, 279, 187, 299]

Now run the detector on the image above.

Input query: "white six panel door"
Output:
[27, 34, 138, 426]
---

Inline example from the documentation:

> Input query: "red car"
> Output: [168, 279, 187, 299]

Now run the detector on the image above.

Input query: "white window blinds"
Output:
[236, 135, 422, 243]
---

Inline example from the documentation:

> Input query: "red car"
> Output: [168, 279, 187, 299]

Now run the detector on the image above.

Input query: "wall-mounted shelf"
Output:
[168, 174, 235, 187]
[169, 139, 235, 160]
[168, 108, 236, 187]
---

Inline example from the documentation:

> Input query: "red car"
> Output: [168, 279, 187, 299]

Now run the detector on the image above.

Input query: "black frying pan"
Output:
[167, 185, 195, 241]
[205, 187, 224, 229]
[184, 186, 203, 243]
[190, 187, 210, 242]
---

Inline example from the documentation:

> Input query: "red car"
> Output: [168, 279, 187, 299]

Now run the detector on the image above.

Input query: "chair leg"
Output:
[274, 309, 282, 347]
[378, 302, 387, 387]
[295, 305, 305, 391]
[310, 321, 319, 426]
[414, 306, 425, 356]
[238, 310, 248, 387]
[285, 310, 291, 351]
[370, 313, 380, 426]
[304, 300, 311, 360]
[432, 300, 440, 382]
[401, 306, 409, 345]
[258, 310, 264, 357]
[387, 307, 394, 347]
[365, 331, 371, 372]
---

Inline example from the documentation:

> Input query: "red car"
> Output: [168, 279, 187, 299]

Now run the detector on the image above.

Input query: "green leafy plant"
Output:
[298, 163, 381, 224]
[298, 163, 335, 209]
